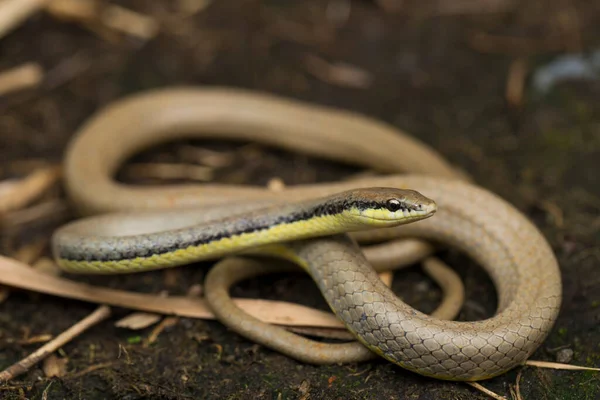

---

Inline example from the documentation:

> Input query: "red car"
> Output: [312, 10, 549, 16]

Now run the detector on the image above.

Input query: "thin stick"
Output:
[0, 165, 61, 214]
[524, 360, 600, 371]
[100, 3, 159, 40]
[466, 382, 508, 400]
[46, 0, 159, 40]
[0, 305, 111, 382]
[143, 317, 179, 347]
[1, 199, 68, 228]
[0, 63, 44, 97]
[67, 361, 115, 379]
[514, 369, 523, 400]
[0, 0, 50, 39]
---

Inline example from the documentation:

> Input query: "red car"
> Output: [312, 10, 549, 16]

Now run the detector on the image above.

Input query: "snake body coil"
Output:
[51, 87, 561, 381]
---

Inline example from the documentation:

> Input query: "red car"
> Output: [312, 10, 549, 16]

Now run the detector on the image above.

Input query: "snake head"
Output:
[333, 187, 437, 228]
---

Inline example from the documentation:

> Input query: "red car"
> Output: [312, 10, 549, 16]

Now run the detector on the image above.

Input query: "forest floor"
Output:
[0, 1, 599, 399]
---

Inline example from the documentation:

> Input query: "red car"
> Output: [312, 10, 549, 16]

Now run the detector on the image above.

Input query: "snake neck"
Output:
[52, 199, 362, 272]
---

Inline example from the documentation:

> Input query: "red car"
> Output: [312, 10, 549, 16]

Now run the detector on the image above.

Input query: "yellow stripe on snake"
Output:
[51, 87, 561, 381]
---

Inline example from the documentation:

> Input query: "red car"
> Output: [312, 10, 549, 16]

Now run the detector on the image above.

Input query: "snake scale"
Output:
[51, 87, 561, 381]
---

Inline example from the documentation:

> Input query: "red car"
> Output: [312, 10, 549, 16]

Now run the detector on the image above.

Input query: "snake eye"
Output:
[386, 199, 403, 212]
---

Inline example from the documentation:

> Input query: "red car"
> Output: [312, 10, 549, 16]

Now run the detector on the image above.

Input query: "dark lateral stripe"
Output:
[58, 199, 405, 263]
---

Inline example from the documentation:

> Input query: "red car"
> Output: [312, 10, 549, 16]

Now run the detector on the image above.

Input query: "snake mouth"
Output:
[356, 206, 436, 225]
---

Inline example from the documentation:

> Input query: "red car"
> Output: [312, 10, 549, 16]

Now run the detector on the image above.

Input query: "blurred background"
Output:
[0, 1, 598, 399]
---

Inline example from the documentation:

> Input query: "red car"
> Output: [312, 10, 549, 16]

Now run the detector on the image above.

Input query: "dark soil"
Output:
[1, 1, 599, 399]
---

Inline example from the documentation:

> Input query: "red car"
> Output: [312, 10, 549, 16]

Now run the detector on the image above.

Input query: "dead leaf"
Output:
[115, 312, 162, 330]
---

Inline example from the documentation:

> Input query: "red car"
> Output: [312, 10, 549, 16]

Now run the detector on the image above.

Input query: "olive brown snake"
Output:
[51, 87, 562, 381]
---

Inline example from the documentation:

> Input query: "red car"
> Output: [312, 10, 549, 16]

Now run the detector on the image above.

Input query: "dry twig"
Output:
[13, 334, 53, 346]
[524, 360, 600, 371]
[0, 166, 61, 214]
[1, 199, 69, 228]
[143, 317, 180, 347]
[466, 382, 508, 400]
[0, 63, 44, 97]
[46, 0, 159, 40]
[143, 285, 206, 347]
[514, 369, 523, 400]
[66, 361, 115, 379]
[0, 305, 111, 382]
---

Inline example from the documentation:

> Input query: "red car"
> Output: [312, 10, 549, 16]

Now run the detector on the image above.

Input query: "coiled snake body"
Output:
[51, 87, 561, 381]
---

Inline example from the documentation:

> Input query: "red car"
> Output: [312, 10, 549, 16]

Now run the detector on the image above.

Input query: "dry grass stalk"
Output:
[100, 3, 159, 40]
[524, 360, 600, 371]
[513, 369, 523, 400]
[13, 334, 53, 345]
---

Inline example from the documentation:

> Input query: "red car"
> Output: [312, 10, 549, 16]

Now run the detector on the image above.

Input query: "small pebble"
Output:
[556, 348, 574, 363]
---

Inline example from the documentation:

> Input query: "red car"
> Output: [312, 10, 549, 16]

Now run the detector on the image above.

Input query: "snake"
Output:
[50, 87, 562, 382]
